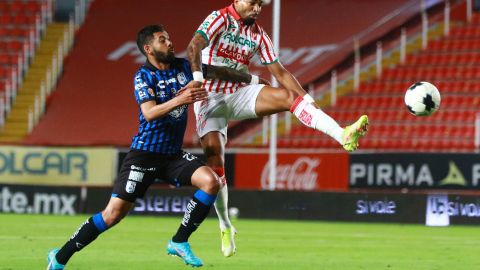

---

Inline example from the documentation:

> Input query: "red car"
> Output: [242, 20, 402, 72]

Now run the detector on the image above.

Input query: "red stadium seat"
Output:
[26, 2, 42, 13]
[9, 2, 24, 14]
[0, 15, 13, 25]
[0, 66, 12, 79]
[0, 3, 9, 13]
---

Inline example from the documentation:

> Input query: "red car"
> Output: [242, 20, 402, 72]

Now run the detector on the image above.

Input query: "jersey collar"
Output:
[227, 4, 241, 21]
[144, 60, 158, 72]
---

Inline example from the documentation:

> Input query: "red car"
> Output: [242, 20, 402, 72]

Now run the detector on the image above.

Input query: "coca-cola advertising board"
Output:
[235, 153, 349, 191]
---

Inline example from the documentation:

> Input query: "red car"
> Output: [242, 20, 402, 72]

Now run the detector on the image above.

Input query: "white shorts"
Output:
[194, 84, 265, 138]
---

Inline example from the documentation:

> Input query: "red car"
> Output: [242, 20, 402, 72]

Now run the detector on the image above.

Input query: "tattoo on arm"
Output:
[187, 34, 208, 73]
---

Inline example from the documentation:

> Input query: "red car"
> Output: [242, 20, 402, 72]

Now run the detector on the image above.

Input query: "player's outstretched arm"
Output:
[204, 65, 250, 83]
[204, 65, 269, 85]
[140, 86, 207, 122]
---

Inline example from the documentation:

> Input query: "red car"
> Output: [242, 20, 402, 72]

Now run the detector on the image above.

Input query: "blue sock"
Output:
[92, 212, 109, 233]
[193, 189, 217, 206]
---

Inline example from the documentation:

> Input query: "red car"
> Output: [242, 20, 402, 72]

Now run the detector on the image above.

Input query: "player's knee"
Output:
[102, 207, 127, 227]
[203, 172, 221, 194]
[279, 88, 297, 109]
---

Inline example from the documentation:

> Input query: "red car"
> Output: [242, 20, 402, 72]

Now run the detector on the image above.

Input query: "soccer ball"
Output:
[404, 81, 441, 116]
[228, 207, 239, 219]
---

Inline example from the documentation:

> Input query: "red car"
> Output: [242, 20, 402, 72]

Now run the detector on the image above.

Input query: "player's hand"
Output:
[186, 80, 203, 89]
[259, 77, 271, 85]
[176, 86, 208, 105]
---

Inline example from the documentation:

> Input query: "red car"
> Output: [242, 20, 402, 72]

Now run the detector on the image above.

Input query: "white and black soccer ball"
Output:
[228, 207, 239, 219]
[404, 81, 441, 116]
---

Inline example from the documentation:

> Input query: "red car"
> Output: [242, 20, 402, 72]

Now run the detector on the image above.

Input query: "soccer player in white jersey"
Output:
[187, 0, 369, 257]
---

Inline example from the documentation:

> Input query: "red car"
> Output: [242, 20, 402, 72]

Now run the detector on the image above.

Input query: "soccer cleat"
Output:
[167, 240, 203, 267]
[342, 115, 369, 152]
[46, 248, 65, 270]
[221, 227, 236, 257]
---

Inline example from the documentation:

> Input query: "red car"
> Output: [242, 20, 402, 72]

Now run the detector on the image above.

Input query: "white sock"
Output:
[214, 179, 232, 231]
[290, 96, 344, 144]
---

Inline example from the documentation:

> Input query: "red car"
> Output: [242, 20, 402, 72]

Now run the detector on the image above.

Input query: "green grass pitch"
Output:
[1, 214, 479, 270]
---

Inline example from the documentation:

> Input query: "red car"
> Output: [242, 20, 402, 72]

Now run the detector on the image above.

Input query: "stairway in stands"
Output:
[0, 1, 69, 142]
[1, 23, 68, 142]
[249, 15, 479, 152]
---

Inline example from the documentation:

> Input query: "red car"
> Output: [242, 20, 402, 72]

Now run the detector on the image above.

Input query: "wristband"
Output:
[303, 94, 315, 103]
[250, 74, 259, 84]
[193, 71, 204, 82]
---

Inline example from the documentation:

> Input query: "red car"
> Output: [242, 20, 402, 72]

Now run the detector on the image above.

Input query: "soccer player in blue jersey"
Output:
[46, 24, 261, 269]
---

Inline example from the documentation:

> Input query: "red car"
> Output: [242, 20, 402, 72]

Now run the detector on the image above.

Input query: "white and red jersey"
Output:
[196, 4, 278, 94]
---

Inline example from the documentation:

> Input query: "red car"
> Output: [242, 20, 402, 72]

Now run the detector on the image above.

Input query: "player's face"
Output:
[147, 31, 175, 64]
[235, 0, 263, 25]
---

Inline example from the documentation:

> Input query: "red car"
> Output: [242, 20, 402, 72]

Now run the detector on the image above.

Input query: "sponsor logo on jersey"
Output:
[157, 77, 177, 89]
[128, 170, 144, 182]
[218, 47, 250, 64]
[148, 88, 155, 97]
[223, 33, 257, 49]
[126, 180, 137, 193]
[138, 90, 147, 99]
[200, 12, 219, 30]
[130, 165, 156, 172]
[135, 81, 148, 91]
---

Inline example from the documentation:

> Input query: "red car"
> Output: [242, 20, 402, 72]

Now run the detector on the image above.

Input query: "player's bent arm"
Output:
[140, 100, 182, 122]
[267, 61, 307, 97]
[187, 33, 209, 73]
[140, 87, 207, 122]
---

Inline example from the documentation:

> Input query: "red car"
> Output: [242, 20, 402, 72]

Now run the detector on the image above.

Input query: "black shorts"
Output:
[112, 149, 205, 202]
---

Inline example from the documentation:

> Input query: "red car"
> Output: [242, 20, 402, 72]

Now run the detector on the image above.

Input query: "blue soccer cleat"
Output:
[167, 240, 204, 267]
[46, 248, 65, 270]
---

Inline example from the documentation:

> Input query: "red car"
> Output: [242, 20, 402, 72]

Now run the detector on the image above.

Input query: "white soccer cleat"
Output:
[221, 227, 236, 257]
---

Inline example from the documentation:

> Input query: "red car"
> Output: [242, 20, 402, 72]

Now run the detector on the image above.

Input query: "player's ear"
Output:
[143, 44, 151, 55]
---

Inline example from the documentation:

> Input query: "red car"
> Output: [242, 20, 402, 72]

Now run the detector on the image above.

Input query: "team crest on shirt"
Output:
[125, 180, 137, 193]
[177, 72, 187, 85]
[169, 104, 187, 119]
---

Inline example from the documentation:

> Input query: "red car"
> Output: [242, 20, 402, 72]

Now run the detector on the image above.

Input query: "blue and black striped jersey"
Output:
[131, 58, 193, 154]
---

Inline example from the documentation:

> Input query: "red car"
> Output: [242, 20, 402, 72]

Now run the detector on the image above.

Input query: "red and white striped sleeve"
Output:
[196, 10, 227, 44]
[258, 30, 278, 65]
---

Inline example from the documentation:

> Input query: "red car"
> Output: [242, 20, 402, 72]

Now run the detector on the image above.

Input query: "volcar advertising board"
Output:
[0, 146, 117, 185]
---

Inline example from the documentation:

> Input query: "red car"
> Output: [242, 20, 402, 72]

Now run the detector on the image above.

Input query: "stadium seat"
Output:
[0, 67, 12, 79]
[0, 3, 9, 13]
[9, 2, 24, 14]
[0, 54, 20, 66]
[26, 2, 42, 13]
